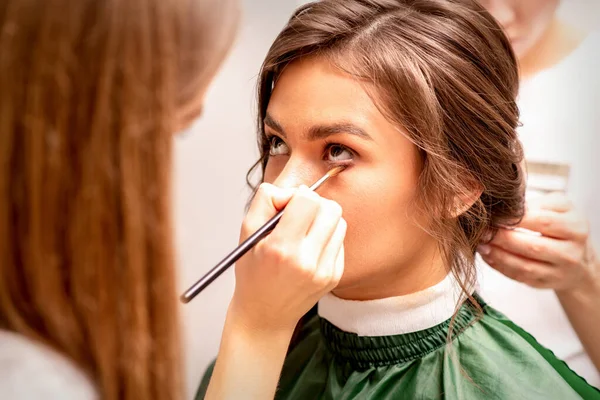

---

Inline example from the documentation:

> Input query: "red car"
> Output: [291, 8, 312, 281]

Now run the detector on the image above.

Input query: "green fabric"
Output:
[196, 297, 600, 399]
[489, 306, 600, 400]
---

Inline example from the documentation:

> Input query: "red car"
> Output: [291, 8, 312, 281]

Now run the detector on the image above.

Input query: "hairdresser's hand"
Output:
[478, 193, 598, 293]
[229, 183, 346, 333]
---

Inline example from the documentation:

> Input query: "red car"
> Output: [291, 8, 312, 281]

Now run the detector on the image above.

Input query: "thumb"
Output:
[243, 183, 296, 235]
[269, 184, 297, 211]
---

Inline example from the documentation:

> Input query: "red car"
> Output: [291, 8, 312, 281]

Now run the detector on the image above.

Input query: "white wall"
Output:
[558, 0, 600, 29]
[174, 1, 598, 398]
[173, 1, 300, 398]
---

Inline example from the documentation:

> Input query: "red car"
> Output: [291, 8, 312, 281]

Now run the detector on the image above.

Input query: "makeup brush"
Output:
[180, 165, 347, 304]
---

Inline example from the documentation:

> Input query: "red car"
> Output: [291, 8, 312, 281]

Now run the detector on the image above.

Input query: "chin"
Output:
[512, 33, 541, 59]
[335, 274, 362, 290]
[510, 38, 527, 57]
[332, 270, 370, 293]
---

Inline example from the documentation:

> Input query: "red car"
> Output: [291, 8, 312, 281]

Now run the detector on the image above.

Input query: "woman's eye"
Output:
[326, 144, 354, 162]
[269, 136, 290, 156]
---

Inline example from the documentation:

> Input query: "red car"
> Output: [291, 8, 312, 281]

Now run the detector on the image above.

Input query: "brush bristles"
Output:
[327, 165, 347, 177]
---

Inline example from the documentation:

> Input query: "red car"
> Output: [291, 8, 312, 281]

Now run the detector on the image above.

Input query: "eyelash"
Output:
[323, 139, 355, 165]
[265, 134, 356, 164]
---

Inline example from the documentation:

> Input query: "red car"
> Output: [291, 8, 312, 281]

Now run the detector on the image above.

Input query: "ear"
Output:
[451, 183, 483, 218]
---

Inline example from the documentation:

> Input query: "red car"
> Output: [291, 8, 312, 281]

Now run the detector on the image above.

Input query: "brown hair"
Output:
[250, 0, 524, 317]
[0, 0, 237, 399]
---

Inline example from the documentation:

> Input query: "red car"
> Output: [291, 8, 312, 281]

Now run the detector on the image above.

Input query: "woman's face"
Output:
[262, 56, 443, 300]
[480, 0, 560, 58]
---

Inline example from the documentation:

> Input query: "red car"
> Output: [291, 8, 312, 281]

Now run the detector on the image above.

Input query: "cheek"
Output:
[330, 160, 432, 281]
[513, 0, 558, 49]
[263, 157, 285, 184]
[331, 167, 422, 243]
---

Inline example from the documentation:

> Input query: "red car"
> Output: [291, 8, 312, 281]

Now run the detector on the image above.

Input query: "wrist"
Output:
[225, 298, 297, 339]
[556, 257, 600, 302]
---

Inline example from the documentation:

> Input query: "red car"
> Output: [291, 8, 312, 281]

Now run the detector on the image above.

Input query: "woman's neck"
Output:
[519, 18, 588, 79]
[332, 242, 448, 301]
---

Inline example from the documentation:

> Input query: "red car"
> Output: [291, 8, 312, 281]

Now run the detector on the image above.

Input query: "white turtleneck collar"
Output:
[318, 273, 470, 337]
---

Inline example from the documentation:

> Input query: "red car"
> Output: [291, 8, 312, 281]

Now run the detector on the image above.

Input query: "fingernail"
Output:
[477, 245, 491, 255]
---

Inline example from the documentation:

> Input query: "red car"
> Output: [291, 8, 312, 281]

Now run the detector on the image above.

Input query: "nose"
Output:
[271, 156, 323, 189]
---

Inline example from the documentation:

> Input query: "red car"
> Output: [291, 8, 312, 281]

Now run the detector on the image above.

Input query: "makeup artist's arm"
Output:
[201, 306, 296, 400]
[204, 183, 347, 400]
[478, 193, 600, 372]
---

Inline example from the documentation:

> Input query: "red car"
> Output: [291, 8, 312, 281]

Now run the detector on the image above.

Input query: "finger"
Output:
[491, 228, 574, 264]
[304, 199, 343, 259]
[272, 185, 321, 242]
[479, 245, 560, 289]
[315, 218, 347, 289]
[517, 209, 589, 241]
[527, 192, 573, 213]
[243, 183, 296, 236]
[292, 199, 342, 278]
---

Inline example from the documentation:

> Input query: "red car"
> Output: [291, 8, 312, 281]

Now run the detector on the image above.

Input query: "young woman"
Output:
[198, 0, 600, 398]
[0, 0, 239, 398]
[478, 0, 600, 386]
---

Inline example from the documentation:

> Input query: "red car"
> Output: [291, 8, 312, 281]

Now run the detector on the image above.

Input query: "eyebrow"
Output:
[263, 112, 373, 141]
[263, 113, 286, 137]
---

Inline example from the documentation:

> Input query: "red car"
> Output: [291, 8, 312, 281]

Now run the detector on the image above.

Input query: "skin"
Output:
[206, 184, 347, 400]
[478, 194, 596, 292]
[262, 56, 447, 301]
[479, 0, 562, 58]
[480, 0, 600, 373]
[206, 55, 450, 399]
[480, 0, 587, 78]
[206, 3, 598, 399]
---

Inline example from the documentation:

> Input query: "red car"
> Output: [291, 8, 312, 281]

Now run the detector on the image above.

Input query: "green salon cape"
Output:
[196, 297, 600, 399]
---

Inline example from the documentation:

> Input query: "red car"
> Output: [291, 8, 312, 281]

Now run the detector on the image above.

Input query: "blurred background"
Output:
[175, 0, 600, 397]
